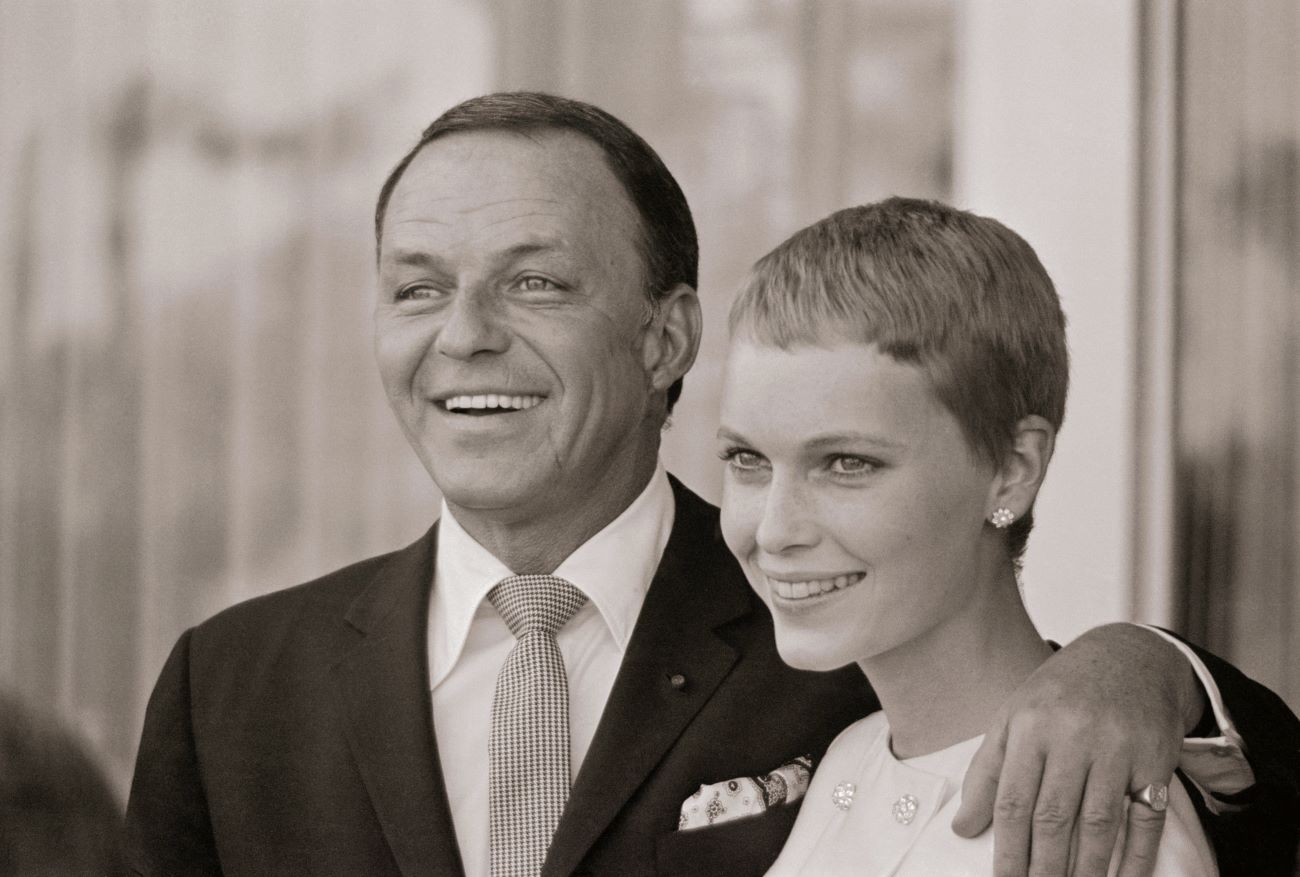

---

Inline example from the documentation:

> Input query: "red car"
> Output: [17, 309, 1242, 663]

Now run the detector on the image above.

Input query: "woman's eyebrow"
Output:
[803, 432, 905, 451]
[715, 426, 753, 445]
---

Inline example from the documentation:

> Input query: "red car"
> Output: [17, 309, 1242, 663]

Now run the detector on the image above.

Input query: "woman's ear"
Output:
[988, 415, 1057, 520]
[641, 283, 702, 393]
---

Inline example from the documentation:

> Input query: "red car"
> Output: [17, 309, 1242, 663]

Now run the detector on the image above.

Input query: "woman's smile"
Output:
[764, 571, 866, 600]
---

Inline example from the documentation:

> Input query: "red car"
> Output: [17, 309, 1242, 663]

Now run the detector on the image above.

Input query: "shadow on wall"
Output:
[0, 691, 122, 875]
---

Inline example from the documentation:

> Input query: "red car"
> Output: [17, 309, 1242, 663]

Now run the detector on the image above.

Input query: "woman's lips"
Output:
[765, 572, 866, 600]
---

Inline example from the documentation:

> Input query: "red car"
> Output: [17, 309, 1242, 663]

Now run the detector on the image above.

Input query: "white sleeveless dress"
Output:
[767, 713, 1217, 876]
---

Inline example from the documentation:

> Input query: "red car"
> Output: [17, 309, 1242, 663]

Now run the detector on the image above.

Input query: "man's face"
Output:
[375, 129, 665, 526]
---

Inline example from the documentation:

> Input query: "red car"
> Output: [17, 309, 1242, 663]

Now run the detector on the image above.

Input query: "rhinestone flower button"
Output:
[831, 781, 856, 811]
[892, 793, 920, 825]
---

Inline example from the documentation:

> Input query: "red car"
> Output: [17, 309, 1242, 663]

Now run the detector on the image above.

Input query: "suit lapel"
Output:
[331, 524, 466, 877]
[544, 481, 753, 877]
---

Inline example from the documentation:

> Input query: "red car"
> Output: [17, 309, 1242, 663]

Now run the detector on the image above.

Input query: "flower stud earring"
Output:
[989, 507, 1016, 529]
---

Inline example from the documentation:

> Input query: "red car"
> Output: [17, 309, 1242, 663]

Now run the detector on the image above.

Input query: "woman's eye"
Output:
[828, 455, 876, 476]
[720, 448, 768, 472]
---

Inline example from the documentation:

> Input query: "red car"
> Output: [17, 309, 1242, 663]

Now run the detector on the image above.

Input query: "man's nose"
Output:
[754, 476, 818, 555]
[434, 288, 510, 360]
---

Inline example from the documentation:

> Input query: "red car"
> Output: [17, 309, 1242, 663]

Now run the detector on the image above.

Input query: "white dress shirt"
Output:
[768, 713, 1218, 876]
[1141, 626, 1254, 807]
[428, 463, 674, 877]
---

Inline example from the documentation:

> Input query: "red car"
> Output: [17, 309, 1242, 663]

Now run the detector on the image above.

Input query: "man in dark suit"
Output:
[125, 93, 1300, 877]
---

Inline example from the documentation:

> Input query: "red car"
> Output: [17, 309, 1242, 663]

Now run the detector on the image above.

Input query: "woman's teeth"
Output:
[768, 573, 864, 600]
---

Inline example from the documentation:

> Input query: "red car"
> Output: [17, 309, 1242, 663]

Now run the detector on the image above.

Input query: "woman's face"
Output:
[718, 338, 1003, 672]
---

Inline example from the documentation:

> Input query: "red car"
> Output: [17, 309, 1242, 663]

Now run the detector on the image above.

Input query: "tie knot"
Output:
[488, 574, 587, 638]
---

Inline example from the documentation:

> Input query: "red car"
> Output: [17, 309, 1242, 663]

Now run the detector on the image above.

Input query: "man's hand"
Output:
[952, 623, 1206, 877]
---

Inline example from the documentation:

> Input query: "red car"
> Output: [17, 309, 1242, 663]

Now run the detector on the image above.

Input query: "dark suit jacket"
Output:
[124, 478, 1300, 876]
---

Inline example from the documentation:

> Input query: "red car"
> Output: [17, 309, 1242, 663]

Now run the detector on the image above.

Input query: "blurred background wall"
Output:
[1, 0, 1297, 800]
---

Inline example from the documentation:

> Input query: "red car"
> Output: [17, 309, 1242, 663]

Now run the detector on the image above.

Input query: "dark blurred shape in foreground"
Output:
[0, 692, 122, 875]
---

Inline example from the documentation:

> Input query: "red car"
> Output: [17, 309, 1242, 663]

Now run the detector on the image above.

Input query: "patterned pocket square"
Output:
[677, 756, 814, 831]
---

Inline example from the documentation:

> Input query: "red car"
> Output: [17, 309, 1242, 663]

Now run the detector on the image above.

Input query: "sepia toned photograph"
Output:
[1, 1, 1297, 874]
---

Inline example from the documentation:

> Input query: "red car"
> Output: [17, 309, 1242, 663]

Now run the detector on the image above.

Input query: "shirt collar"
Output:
[428, 461, 675, 689]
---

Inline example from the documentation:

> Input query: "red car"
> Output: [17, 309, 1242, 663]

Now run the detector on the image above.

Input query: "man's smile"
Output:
[438, 393, 546, 414]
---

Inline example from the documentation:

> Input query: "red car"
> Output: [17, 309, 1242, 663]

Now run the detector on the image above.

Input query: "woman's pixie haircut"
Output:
[728, 197, 1069, 561]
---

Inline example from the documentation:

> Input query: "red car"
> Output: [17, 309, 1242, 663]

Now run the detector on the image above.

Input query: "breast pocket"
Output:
[653, 801, 801, 877]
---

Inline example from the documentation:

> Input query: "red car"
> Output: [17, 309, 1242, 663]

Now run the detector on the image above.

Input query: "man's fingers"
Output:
[1115, 780, 1169, 877]
[990, 744, 1045, 877]
[953, 725, 1008, 837]
[1067, 761, 1129, 877]
[1024, 756, 1089, 877]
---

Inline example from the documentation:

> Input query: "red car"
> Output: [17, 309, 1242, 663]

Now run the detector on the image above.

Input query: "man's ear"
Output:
[987, 415, 1057, 519]
[642, 283, 702, 393]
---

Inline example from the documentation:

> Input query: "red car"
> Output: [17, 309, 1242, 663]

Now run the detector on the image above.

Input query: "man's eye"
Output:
[517, 276, 561, 293]
[395, 284, 440, 301]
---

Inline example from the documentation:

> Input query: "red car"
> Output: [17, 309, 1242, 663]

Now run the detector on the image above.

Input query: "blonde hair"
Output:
[729, 197, 1068, 560]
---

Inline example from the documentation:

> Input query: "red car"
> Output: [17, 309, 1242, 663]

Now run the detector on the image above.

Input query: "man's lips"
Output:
[764, 572, 866, 600]
[436, 393, 546, 413]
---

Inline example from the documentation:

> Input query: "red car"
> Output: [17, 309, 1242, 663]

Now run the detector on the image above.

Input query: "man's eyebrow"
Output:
[497, 241, 563, 261]
[386, 240, 566, 269]
[388, 249, 447, 270]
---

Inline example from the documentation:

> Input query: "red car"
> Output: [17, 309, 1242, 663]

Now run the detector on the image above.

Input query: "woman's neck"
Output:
[859, 562, 1054, 759]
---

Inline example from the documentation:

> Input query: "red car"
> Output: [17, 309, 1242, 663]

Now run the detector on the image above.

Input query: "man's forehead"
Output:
[382, 191, 566, 229]
[381, 128, 642, 246]
[400, 131, 627, 206]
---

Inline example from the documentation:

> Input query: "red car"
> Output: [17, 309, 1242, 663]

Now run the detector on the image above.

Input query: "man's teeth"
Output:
[769, 573, 864, 600]
[444, 394, 544, 412]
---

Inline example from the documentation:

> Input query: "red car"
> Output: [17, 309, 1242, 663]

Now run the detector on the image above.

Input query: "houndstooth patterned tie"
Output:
[488, 574, 587, 877]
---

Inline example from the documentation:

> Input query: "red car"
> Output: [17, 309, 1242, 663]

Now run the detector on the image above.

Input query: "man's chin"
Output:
[434, 469, 557, 520]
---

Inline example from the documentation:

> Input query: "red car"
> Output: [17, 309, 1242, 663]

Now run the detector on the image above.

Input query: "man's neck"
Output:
[446, 455, 661, 574]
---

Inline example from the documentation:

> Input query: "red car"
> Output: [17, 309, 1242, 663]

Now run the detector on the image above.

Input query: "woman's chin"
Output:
[775, 639, 855, 673]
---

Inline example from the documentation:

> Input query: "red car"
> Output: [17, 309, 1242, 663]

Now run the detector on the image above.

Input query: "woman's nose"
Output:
[754, 477, 818, 555]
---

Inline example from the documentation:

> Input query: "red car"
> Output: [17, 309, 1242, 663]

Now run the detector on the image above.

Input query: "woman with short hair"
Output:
[716, 197, 1216, 875]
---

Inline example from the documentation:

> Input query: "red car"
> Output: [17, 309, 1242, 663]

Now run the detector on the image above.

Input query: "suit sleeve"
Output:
[123, 629, 223, 876]
[1170, 633, 1300, 874]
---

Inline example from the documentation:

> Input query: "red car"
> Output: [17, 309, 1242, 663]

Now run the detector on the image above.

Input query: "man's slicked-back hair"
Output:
[729, 197, 1069, 562]
[374, 91, 699, 412]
